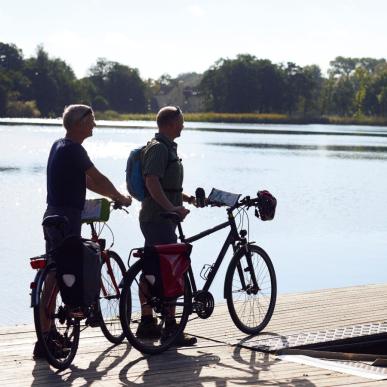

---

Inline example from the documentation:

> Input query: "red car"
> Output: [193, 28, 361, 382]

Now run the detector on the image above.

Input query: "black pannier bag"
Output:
[54, 236, 102, 307]
[142, 243, 191, 299]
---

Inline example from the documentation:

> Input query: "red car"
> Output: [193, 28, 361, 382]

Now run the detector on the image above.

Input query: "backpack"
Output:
[125, 138, 181, 202]
[126, 146, 146, 201]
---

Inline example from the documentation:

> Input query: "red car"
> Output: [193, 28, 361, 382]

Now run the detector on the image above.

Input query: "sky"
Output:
[1, 0, 387, 80]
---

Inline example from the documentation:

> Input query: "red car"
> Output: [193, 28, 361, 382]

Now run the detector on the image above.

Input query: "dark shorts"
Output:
[140, 221, 177, 247]
[43, 205, 82, 252]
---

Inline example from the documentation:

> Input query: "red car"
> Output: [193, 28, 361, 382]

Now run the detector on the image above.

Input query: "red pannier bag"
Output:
[143, 243, 192, 299]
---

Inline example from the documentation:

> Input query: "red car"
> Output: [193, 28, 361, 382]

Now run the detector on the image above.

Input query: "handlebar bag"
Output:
[143, 243, 191, 299]
[53, 236, 102, 307]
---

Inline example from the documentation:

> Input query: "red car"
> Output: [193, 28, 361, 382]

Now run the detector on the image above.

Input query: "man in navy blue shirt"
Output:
[44, 104, 131, 238]
[34, 104, 131, 359]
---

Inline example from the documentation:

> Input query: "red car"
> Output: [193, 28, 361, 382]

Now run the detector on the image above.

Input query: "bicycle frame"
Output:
[88, 222, 121, 298]
[179, 208, 250, 298]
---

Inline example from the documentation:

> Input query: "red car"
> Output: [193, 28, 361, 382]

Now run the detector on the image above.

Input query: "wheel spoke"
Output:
[119, 260, 192, 354]
[226, 245, 276, 334]
[99, 251, 125, 344]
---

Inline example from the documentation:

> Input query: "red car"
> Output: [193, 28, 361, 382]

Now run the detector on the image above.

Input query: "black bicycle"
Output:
[29, 199, 127, 370]
[119, 189, 277, 354]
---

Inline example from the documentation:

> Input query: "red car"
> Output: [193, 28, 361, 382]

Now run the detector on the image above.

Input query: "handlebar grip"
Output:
[195, 187, 206, 208]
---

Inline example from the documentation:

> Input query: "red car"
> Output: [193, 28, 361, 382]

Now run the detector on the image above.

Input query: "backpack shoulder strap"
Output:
[145, 137, 177, 166]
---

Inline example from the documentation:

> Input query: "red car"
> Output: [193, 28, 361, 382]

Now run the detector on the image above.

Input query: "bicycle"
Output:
[119, 188, 277, 354]
[29, 199, 127, 370]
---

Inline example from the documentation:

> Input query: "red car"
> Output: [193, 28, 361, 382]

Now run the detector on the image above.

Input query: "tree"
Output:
[330, 77, 356, 116]
[23, 46, 79, 116]
[200, 54, 283, 113]
[88, 58, 147, 113]
[0, 43, 23, 72]
[329, 56, 358, 78]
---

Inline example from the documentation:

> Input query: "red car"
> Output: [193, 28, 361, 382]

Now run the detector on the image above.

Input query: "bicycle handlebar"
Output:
[161, 194, 260, 224]
[111, 200, 129, 214]
[202, 195, 259, 210]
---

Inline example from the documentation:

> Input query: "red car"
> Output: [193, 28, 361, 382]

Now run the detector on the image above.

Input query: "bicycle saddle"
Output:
[42, 215, 69, 228]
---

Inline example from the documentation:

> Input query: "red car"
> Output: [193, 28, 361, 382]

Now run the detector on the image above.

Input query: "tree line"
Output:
[1, 42, 387, 118]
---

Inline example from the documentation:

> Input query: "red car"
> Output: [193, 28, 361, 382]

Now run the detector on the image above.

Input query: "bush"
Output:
[6, 100, 41, 117]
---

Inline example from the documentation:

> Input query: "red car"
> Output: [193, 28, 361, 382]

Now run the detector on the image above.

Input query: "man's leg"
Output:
[34, 207, 81, 358]
[135, 222, 177, 338]
[138, 222, 196, 345]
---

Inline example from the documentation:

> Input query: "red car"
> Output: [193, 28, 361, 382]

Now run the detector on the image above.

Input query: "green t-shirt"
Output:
[139, 133, 184, 223]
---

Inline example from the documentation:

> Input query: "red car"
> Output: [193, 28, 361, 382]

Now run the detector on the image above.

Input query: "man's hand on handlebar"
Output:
[171, 206, 190, 220]
[113, 194, 132, 207]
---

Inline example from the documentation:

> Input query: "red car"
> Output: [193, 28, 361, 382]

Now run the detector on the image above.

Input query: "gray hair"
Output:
[62, 104, 93, 131]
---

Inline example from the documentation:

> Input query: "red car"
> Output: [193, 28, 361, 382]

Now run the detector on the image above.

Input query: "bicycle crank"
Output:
[193, 291, 214, 319]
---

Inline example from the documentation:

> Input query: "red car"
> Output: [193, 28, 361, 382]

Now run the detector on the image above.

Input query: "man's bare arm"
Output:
[145, 175, 189, 219]
[86, 166, 132, 206]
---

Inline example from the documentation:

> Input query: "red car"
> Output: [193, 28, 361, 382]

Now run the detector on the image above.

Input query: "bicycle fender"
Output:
[30, 263, 56, 307]
[30, 269, 45, 308]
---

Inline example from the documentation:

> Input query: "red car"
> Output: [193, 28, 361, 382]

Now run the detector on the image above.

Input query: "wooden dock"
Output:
[1, 283, 387, 386]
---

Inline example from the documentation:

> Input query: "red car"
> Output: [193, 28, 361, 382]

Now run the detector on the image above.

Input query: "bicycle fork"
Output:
[236, 245, 260, 295]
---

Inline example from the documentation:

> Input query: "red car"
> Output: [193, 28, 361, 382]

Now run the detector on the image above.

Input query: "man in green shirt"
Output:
[138, 106, 196, 346]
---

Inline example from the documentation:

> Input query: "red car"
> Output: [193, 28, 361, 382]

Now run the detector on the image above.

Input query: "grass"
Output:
[94, 111, 387, 127]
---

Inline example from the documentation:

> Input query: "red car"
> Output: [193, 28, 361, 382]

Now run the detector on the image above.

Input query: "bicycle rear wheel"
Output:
[33, 263, 80, 370]
[119, 260, 192, 354]
[225, 244, 277, 334]
[99, 250, 126, 344]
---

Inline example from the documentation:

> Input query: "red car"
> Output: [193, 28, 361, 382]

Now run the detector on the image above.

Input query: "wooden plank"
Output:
[1, 284, 387, 386]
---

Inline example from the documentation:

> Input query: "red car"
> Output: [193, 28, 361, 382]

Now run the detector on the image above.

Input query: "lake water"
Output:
[1, 121, 387, 326]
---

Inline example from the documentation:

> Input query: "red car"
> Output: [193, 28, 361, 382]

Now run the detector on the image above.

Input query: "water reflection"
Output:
[30, 165, 44, 174]
[211, 142, 387, 160]
[191, 126, 387, 137]
[0, 165, 44, 174]
[0, 166, 20, 173]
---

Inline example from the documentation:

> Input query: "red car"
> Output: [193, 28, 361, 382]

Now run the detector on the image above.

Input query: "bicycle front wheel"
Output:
[99, 250, 126, 344]
[225, 244, 277, 335]
[119, 260, 192, 354]
[33, 263, 80, 370]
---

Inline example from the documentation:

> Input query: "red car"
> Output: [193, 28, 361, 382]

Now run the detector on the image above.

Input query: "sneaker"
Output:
[47, 330, 70, 359]
[85, 311, 101, 327]
[161, 323, 197, 347]
[33, 340, 46, 359]
[135, 317, 161, 339]
[33, 332, 69, 360]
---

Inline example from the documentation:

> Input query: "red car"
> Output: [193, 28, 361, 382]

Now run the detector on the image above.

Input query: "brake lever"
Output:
[112, 202, 129, 214]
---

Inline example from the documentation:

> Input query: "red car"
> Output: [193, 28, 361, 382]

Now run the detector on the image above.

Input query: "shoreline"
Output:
[1, 113, 387, 128]
[2, 117, 387, 138]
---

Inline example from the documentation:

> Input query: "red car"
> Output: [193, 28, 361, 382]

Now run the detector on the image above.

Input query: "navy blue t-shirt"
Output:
[46, 139, 94, 210]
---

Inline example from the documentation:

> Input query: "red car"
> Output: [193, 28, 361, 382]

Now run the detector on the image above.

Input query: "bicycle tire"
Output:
[225, 244, 277, 334]
[33, 263, 80, 370]
[99, 250, 126, 344]
[119, 260, 192, 354]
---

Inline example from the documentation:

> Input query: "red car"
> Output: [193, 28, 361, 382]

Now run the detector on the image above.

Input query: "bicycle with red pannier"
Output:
[119, 188, 277, 354]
